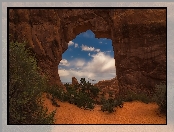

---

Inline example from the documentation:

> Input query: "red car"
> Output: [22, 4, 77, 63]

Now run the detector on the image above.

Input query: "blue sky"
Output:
[58, 30, 116, 83]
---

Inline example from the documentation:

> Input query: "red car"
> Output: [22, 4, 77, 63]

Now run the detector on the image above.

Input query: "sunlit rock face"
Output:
[9, 9, 166, 95]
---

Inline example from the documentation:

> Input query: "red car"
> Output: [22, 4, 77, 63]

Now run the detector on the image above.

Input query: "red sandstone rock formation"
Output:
[72, 77, 79, 85]
[9, 9, 166, 95]
[94, 77, 119, 100]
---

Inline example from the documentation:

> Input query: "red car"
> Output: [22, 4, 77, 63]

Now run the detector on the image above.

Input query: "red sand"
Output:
[42, 94, 166, 124]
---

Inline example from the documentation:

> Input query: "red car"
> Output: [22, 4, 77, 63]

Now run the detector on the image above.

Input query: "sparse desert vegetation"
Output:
[9, 40, 56, 124]
[9, 40, 166, 124]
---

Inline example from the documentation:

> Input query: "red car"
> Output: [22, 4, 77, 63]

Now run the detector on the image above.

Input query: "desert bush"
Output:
[74, 91, 95, 109]
[100, 92, 125, 113]
[78, 78, 100, 98]
[47, 85, 66, 101]
[79, 78, 90, 94]
[114, 96, 124, 108]
[152, 83, 166, 115]
[61, 78, 97, 110]
[89, 85, 100, 98]
[46, 79, 96, 110]
[136, 92, 151, 104]
[9, 40, 56, 124]
[121, 89, 151, 104]
[101, 98, 115, 113]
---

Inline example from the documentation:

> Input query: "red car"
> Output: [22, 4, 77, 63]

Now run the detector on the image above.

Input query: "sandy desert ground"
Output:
[42, 94, 166, 124]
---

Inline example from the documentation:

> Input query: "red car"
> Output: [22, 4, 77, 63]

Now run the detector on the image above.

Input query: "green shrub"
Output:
[73, 91, 94, 110]
[46, 79, 96, 110]
[100, 95, 122, 113]
[152, 83, 166, 115]
[78, 78, 100, 98]
[101, 98, 115, 113]
[121, 89, 151, 104]
[47, 84, 68, 102]
[61, 78, 97, 110]
[114, 96, 124, 108]
[136, 92, 151, 104]
[89, 86, 100, 98]
[9, 40, 56, 124]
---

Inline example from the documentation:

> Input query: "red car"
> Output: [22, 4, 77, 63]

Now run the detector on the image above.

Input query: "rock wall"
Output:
[112, 9, 166, 95]
[9, 9, 166, 95]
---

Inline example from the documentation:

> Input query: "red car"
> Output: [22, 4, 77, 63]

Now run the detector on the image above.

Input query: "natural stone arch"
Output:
[9, 8, 166, 96]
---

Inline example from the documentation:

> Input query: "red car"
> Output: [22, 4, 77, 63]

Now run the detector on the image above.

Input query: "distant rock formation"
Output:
[94, 77, 119, 102]
[72, 77, 79, 85]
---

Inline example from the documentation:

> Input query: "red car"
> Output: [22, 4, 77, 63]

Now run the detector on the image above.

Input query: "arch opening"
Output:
[58, 29, 116, 85]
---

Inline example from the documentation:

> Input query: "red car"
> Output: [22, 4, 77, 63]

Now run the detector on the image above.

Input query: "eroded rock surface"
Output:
[94, 77, 119, 102]
[9, 9, 166, 95]
[72, 77, 79, 85]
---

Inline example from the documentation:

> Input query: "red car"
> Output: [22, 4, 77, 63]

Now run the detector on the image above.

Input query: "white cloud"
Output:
[81, 44, 95, 51]
[99, 41, 102, 43]
[71, 56, 73, 58]
[95, 49, 100, 52]
[81, 44, 100, 52]
[76, 60, 85, 67]
[88, 53, 90, 56]
[59, 59, 70, 66]
[68, 41, 74, 46]
[75, 43, 78, 48]
[72, 59, 85, 67]
[58, 69, 69, 76]
[88, 52, 115, 73]
[58, 52, 116, 83]
[60, 58, 85, 67]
